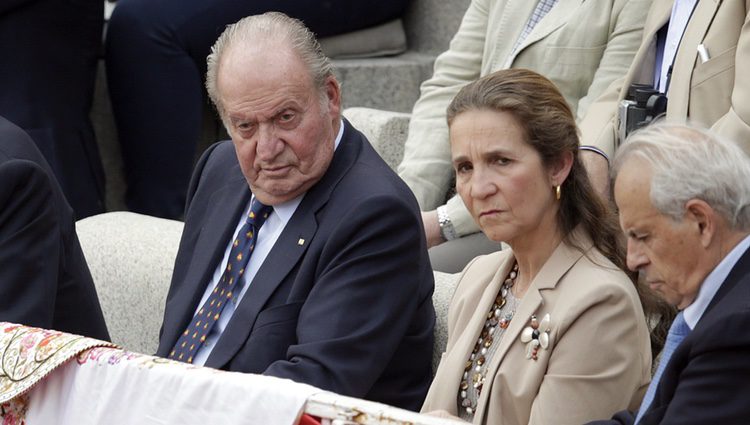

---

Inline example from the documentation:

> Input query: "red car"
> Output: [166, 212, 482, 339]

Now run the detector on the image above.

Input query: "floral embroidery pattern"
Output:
[0, 393, 28, 424]
[520, 314, 551, 360]
[77, 346, 225, 374]
[0, 322, 115, 404]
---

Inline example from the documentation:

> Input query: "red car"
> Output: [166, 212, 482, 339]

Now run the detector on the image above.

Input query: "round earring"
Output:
[555, 185, 561, 201]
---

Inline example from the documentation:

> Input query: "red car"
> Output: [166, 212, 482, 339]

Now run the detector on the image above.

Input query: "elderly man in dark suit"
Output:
[590, 122, 750, 424]
[0, 116, 109, 340]
[155, 12, 435, 411]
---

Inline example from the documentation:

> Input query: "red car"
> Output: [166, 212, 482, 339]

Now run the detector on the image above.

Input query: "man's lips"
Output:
[645, 280, 663, 290]
[258, 165, 292, 177]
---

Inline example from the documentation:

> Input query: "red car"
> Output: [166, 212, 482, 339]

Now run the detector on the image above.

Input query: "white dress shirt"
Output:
[192, 120, 345, 366]
[655, 0, 698, 92]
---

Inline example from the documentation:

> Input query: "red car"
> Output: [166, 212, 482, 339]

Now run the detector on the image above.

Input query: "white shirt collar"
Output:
[656, 0, 698, 92]
[683, 234, 750, 329]
[333, 118, 344, 151]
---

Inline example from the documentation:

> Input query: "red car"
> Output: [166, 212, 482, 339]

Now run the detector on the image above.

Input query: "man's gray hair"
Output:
[205, 12, 334, 116]
[612, 122, 750, 230]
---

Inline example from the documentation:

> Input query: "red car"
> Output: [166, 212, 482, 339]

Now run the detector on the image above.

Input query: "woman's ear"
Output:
[549, 151, 574, 186]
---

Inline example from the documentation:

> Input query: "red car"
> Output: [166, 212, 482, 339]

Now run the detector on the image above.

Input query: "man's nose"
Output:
[626, 239, 648, 272]
[256, 123, 283, 161]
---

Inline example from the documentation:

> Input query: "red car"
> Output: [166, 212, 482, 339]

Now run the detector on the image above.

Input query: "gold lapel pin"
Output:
[297, 238, 305, 246]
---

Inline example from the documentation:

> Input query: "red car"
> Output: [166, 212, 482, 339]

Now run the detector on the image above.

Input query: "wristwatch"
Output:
[436, 205, 457, 241]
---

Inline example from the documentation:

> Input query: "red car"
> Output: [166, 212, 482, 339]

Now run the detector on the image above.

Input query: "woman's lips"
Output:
[479, 209, 503, 218]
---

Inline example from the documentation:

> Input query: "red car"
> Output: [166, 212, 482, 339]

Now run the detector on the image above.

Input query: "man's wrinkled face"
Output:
[615, 158, 706, 309]
[217, 43, 340, 205]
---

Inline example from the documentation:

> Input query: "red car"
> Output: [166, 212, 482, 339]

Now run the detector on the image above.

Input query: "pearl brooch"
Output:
[520, 313, 551, 360]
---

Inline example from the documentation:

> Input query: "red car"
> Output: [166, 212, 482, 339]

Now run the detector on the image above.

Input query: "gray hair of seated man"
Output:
[613, 122, 750, 231]
[205, 11, 335, 118]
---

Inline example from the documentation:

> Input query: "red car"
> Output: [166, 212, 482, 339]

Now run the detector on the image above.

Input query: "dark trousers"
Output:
[0, 0, 105, 219]
[106, 0, 410, 219]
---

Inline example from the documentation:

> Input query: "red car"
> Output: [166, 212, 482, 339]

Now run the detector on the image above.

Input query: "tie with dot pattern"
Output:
[168, 199, 273, 364]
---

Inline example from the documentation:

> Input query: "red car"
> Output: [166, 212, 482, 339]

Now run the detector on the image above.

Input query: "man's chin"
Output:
[249, 184, 302, 206]
[653, 287, 684, 308]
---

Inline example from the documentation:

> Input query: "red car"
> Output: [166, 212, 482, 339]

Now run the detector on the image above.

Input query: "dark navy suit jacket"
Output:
[0, 116, 109, 340]
[589, 244, 750, 424]
[157, 120, 435, 411]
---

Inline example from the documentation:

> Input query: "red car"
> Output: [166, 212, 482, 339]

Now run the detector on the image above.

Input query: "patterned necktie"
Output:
[168, 199, 273, 364]
[635, 312, 691, 423]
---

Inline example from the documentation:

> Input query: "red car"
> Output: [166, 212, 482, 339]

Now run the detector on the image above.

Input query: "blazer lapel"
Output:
[507, 0, 582, 65]
[473, 234, 589, 421]
[205, 120, 362, 369]
[491, 0, 538, 69]
[667, 0, 721, 118]
[160, 168, 251, 352]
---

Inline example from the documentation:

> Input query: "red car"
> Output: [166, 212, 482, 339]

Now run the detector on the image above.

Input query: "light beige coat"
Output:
[397, 0, 652, 237]
[580, 0, 750, 155]
[422, 234, 651, 425]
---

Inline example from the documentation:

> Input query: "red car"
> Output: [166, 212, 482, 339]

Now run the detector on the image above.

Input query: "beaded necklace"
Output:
[457, 261, 520, 418]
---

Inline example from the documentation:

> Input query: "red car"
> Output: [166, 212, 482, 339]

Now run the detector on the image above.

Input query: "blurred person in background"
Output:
[0, 0, 105, 219]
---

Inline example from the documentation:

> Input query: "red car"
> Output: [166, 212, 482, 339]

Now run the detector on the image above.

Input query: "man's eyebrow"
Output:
[452, 154, 468, 164]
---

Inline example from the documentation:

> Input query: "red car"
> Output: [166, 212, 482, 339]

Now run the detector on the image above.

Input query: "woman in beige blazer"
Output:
[421, 69, 652, 424]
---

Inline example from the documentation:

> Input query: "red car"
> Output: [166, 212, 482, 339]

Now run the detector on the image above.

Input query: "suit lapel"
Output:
[493, 0, 538, 68]
[161, 167, 251, 352]
[667, 0, 721, 118]
[474, 234, 589, 421]
[507, 0, 582, 65]
[206, 120, 362, 369]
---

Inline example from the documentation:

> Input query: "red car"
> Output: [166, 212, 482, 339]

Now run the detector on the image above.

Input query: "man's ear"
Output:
[324, 75, 341, 118]
[685, 199, 716, 248]
[549, 151, 574, 186]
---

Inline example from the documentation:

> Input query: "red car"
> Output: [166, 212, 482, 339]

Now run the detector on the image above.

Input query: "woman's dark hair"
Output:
[447, 68, 673, 357]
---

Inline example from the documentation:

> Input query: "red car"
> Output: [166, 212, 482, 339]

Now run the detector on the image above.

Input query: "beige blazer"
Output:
[580, 0, 750, 156]
[422, 234, 651, 425]
[397, 0, 652, 237]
